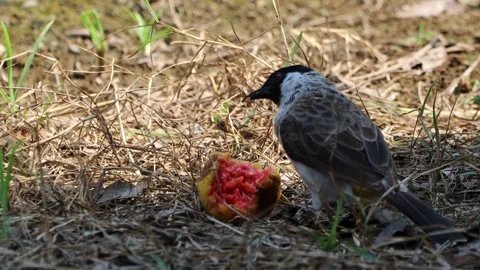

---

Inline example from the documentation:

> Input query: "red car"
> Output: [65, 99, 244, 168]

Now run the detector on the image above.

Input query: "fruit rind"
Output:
[197, 153, 281, 222]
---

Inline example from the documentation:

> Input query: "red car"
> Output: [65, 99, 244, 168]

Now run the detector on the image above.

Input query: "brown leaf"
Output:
[396, 0, 464, 18]
[374, 219, 411, 245]
[95, 179, 149, 204]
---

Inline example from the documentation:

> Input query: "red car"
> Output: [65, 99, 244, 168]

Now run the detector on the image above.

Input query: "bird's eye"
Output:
[274, 73, 283, 81]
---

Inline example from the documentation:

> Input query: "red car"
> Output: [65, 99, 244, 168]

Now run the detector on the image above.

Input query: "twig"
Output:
[271, 0, 290, 59]
[445, 54, 480, 96]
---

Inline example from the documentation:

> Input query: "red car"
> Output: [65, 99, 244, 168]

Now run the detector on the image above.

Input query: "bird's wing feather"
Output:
[277, 91, 397, 192]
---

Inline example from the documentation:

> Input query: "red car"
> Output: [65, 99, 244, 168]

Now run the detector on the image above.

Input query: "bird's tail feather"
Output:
[386, 191, 466, 244]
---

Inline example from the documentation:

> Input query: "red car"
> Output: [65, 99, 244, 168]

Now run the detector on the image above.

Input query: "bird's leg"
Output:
[310, 188, 323, 211]
[310, 187, 336, 220]
[309, 188, 336, 221]
[322, 198, 334, 221]
[350, 200, 364, 234]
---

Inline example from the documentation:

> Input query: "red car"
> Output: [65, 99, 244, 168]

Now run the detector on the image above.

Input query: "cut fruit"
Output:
[197, 153, 281, 222]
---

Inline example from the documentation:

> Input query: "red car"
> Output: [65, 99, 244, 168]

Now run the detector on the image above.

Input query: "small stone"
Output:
[22, 0, 38, 8]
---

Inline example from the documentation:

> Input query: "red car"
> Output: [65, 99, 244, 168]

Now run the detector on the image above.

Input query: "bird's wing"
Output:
[277, 91, 397, 193]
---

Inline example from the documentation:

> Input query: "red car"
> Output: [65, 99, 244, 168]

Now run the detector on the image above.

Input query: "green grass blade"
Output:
[0, 149, 7, 238]
[417, 21, 425, 44]
[0, 149, 5, 202]
[6, 142, 20, 185]
[151, 27, 173, 40]
[125, 9, 141, 35]
[17, 19, 55, 89]
[473, 95, 480, 105]
[343, 243, 378, 261]
[0, 141, 22, 238]
[0, 149, 8, 239]
[144, 0, 159, 23]
[81, 9, 105, 53]
[128, 9, 149, 43]
[418, 82, 434, 138]
[289, 31, 303, 61]
[0, 88, 8, 103]
[93, 10, 104, 44]
[431, 89, 441, 147]
[310, 230, 327, 248]
[1, 21, 13, 103]
[325, 199, 342, 250]
[135, 13, 147, 30]
[284, 31, 303, 67]
[81, 12, 95, 42]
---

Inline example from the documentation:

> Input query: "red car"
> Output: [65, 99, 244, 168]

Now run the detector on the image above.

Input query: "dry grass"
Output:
[1, 1, 479, 269]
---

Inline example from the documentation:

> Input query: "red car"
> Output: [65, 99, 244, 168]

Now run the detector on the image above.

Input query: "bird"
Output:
[244, 64, 466, 244]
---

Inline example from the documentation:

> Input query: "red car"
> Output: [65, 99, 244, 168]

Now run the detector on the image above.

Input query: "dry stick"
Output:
[345, 59, 370, 78]
[288, 33, 310, 68]
[429, 87, 442, 200]
[168, 0, 183, 29]
[464, 161, 480, 173]
[15, 87, 40, 102]
[86, 61, 122, 167]
[30, 103, 51, 249]
[16, 119, 85, 153]
[0, 50, 33, 67]
[206, 216, 287, 249]
[345, 32, 353, 72]
[228, 20, 257, 67]
[65, 45, 150, 81]
[360, 39, 388, 63]
[440, 92, 461, 195]
[291, 27, 388, 64]
[51, 61, 63, 100]
[414, 81, 435, 152]
[35, 218, 75, 240]
[329, 74, 377, 98]
[445, 54, 480, 96]
[160, 23, 272, 69]
[173, 41, 208, 99]
[226, 20, 275, 73]
[271, 0, 290, 59]
[352, 38, 439, 81]
[146, 76, 154, 130]
[111, 63, 135, 165]
[365, 159, 460, 225]
[290, 30, 330, 63]
[419, 77, 477, 120]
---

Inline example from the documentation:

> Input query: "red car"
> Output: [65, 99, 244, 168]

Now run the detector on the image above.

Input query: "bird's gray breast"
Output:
[273, 104, 291, 144]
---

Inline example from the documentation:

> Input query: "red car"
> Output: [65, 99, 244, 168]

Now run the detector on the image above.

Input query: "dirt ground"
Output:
[0, 0, 479, 269]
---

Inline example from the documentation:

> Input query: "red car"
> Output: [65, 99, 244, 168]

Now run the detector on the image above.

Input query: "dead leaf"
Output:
[454, 240, 480, 267]
[137, 52, 176, 69]
[0, 246, 16, 256]
[420, 46, 448, 71]
[396, 0, 464, 18]
[95, 179, 149, 204]
[90, 171, 106, 203]
[65, 28, 90, 38]
[374, 219, 411, 245]
[459, 0, 480, 5]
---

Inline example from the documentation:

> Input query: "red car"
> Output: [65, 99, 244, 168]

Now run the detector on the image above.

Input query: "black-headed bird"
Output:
[244, 65, 465, 244]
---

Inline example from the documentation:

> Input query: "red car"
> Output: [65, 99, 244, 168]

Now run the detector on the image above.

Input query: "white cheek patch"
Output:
[282, 73, 304, 92]
[280, 72, 307, 107]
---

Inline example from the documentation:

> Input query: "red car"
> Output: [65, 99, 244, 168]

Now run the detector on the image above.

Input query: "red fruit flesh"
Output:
[210, 157, 273, 211]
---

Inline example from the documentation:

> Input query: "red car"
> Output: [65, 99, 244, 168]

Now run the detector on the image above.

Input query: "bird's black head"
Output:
[244, 65, 313, 105]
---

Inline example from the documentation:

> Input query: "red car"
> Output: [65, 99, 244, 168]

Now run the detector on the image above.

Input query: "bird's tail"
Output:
[386, 190, 466, 244]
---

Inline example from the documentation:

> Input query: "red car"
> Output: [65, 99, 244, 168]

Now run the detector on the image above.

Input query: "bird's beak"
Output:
[243, 86, 272, 103]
